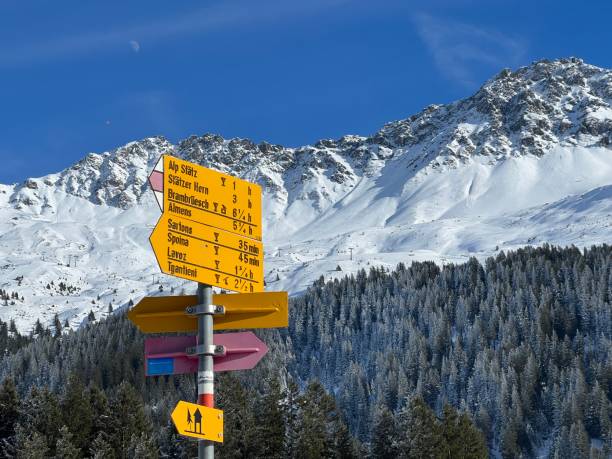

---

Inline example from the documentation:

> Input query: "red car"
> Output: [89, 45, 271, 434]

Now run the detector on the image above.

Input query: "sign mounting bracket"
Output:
[186, 304, 225, 316]
[187, 344, 227, 357]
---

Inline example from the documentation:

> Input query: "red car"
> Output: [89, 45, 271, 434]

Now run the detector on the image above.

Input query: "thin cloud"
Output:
[413, 13, 526, 88]
[0, 0, 349, 68]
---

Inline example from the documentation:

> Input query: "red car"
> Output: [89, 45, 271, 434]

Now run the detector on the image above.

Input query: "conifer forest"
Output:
[0, 244, 610, 458]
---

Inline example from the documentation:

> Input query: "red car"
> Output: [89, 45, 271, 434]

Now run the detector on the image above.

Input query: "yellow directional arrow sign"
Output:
[171, 401, 223, 442]
[127, 291, 289, 333]
[162, 155, 263, 240]
[149, 213, 264, 293]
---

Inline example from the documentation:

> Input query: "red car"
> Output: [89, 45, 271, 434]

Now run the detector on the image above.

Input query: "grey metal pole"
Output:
[197, 283, 214, 459]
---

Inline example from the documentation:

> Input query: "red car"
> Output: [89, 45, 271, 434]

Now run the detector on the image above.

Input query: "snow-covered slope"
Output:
[1, 57, 611, 332]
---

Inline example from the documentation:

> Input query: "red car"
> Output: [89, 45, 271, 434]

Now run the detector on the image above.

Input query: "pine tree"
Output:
[18, 387, 62, 456]
[396, 397, 446, 459]
[440, 404, 460, 458]
[14, 426, 49, 459]
[126, 433, 159, 458]
[500, 417, 520, 459]
[440, 404, 487, 458]
[158, 422, 195, 459]
[62, 373, 93, 454]
[550, 426, 571, 459]
[216, 373, 257, 458]
[89, 386, 111, 441]
[108, 381, 150, 455]
[90, 431, 116, 459]
[461, 414, 488, 457]
[55, 425, 80, 459]
[282, 377, 301, 458]
[0, 378, 19, 439]
[295, 386, 326, 458]
[255, 375, 285, 458]
[8, 319, 17, 335]
[33, 319, 45, 336]
[334, 414, 360, 459]
[568, 421, 589, 458]
[596, 387, 611, 456]
[53, 314, 62, 337]
[371, 405, 398, 459]
[295, 380, 351, 459]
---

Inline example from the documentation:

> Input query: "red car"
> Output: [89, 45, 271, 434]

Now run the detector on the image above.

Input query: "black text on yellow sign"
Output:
[163, 155, 263, 241]
[150, 213, 264, 292]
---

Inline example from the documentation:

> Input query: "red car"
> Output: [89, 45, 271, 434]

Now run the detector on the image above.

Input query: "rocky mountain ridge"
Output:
[10, 58, 611, 214]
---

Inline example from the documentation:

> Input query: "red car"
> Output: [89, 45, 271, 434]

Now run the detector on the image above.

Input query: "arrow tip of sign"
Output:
[148, 170, 164, 193]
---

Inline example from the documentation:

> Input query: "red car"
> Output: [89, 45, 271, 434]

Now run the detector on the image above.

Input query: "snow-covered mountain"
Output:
[1, 57, 611, 332]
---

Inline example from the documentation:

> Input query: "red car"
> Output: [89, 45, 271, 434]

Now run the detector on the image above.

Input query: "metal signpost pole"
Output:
[197, 283, 214, 459]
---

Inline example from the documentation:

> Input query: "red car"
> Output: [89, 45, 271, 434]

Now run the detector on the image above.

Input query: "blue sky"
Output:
[1, 0, 610, 184]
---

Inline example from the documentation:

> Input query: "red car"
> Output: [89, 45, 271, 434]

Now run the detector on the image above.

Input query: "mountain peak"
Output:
[7, 59, 611, 211]
[376, 57, 611, 161]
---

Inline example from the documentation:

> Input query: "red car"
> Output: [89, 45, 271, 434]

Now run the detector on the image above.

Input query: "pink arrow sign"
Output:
[148, 156, 164, 211]
[145, 332, 268, 376]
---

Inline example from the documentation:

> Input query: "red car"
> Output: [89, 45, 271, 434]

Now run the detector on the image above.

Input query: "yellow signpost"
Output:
[171, 400, 224, 443]
[163, 155, 263, 241]
[127, 292, 289, 333]
[149, 213, 264, 293]
[133, 154, 289, 456]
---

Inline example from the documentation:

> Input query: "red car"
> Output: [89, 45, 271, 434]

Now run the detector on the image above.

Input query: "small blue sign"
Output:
[147, 357, 174, 376]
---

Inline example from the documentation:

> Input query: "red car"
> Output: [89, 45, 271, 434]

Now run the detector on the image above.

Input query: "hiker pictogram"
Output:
[186, 408, 203, 434]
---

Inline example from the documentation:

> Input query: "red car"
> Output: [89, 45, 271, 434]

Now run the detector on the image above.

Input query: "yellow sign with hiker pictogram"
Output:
[171, 400, 224, 443]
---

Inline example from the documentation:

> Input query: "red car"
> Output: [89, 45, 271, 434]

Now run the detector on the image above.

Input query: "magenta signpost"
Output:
[145, 332, 268, 376]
